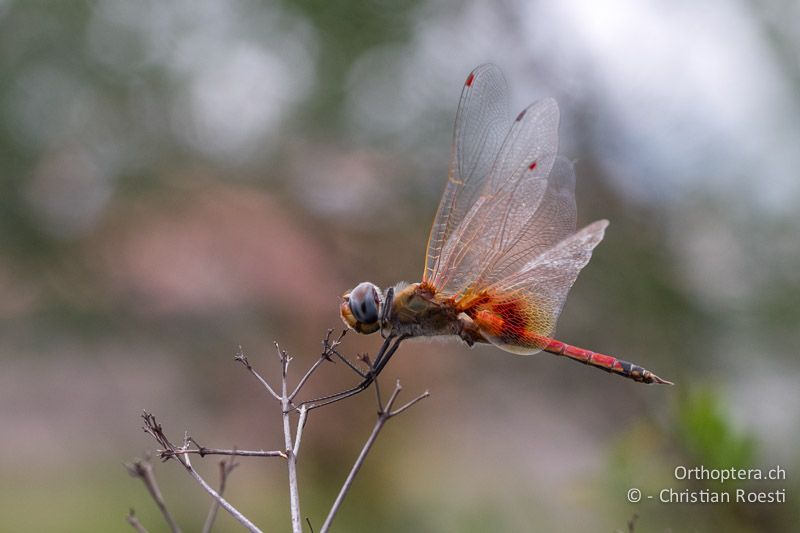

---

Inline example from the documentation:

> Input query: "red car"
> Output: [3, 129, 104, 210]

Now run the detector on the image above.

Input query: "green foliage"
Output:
[676, 388, 756, 472]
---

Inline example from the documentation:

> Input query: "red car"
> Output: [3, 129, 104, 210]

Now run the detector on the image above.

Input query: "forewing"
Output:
[473, 156, 577, 288]
[479, 220, 609, 354]
[423, 64, 510, 285]
[431, 98, 561, 296]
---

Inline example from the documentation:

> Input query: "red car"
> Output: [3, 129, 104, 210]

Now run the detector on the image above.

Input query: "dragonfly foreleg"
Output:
[380, 286, 395, 339]
[298, 334, 408, 411]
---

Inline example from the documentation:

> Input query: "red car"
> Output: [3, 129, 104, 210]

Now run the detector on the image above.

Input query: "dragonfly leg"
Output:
[458, 316, 489, 347]
[298, 334, 408, 411]
[380, 286, 395, 339]
[542, 338, 673, 385]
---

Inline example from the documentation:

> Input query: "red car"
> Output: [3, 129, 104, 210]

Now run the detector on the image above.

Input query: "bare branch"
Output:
[126, 509, 149, 533]
[382, 379, 403, 413]
[293, 405, 309, 457]
[133, 328, 420, 533]
[319, 412, 386, 533]
[141, 412, 263, 533]
[202, 455, 239, 533]
[235, 346, 281, 401]
[141, 413, 173, 454]
[288, 331, 349, 402]
[289, 356, 327, 401]
[125, 457, 181, 533]
[278, 346, 303, 533]
[389, 390, 430, 417]
[319, 379, 428, 533]
[277, 341, 292, 370]
[159, 448, 286, 460]
[181, 456, 262, 533]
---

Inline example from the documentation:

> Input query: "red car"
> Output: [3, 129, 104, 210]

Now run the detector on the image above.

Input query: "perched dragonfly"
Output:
[340, 64, 671, 386]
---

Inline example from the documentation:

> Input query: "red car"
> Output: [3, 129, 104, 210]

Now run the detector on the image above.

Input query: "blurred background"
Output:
[1, 0, 798, 531]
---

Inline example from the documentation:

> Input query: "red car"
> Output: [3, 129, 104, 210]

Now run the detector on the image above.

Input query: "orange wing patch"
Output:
[458, 290, 553, 355]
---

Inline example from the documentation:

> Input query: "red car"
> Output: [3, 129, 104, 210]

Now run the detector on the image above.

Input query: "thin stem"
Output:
[159, 448, 286, 459]
[280, 349, 303, 533]
[235, 346, 281, 401]
[320, 413, 388, 533]
[389, 390, 430, 417]
[289, 330, 347, 401]
[382, 379, 402, 413]
[181, 453, 262, 533]
[202, 456, 238, 533]
[126, 509, 149, 533]
[289, 357, 327, 401]
[319, 380, 428, 533]
[125, 459, 181, 533]
[293, 405, 309, 457]
[141, 412, 262, 533]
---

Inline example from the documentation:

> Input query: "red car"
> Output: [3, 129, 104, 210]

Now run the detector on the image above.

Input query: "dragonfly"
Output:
[338, 64, 671, 390]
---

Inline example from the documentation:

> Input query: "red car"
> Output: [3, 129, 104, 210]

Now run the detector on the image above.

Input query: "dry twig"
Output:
[141, 412, 262, 533]
[277, 343, 304, 533]
[202, 455, 239, 533]
[157, 436, 286, 460]
[320, 379, 430, 533]
[125, 509, 149, 533]
[131, 329, 425, 532]
[125, 456, 180, 533]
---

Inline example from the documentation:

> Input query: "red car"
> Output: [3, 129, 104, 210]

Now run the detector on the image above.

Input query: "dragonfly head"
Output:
[340, 282, 383, 334]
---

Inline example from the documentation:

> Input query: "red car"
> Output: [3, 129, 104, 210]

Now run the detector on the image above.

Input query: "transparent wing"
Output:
[423, 64, 510, 285]
[473, 220, 609, 354]
[431, 98, 561, 296]
[473, 156, 577, 288]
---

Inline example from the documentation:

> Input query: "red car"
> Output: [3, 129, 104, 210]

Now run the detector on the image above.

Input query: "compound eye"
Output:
[349, 282, 380, 325]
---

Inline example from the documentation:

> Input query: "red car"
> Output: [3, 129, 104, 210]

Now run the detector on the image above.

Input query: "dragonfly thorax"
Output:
[386, 283, 463, 338]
